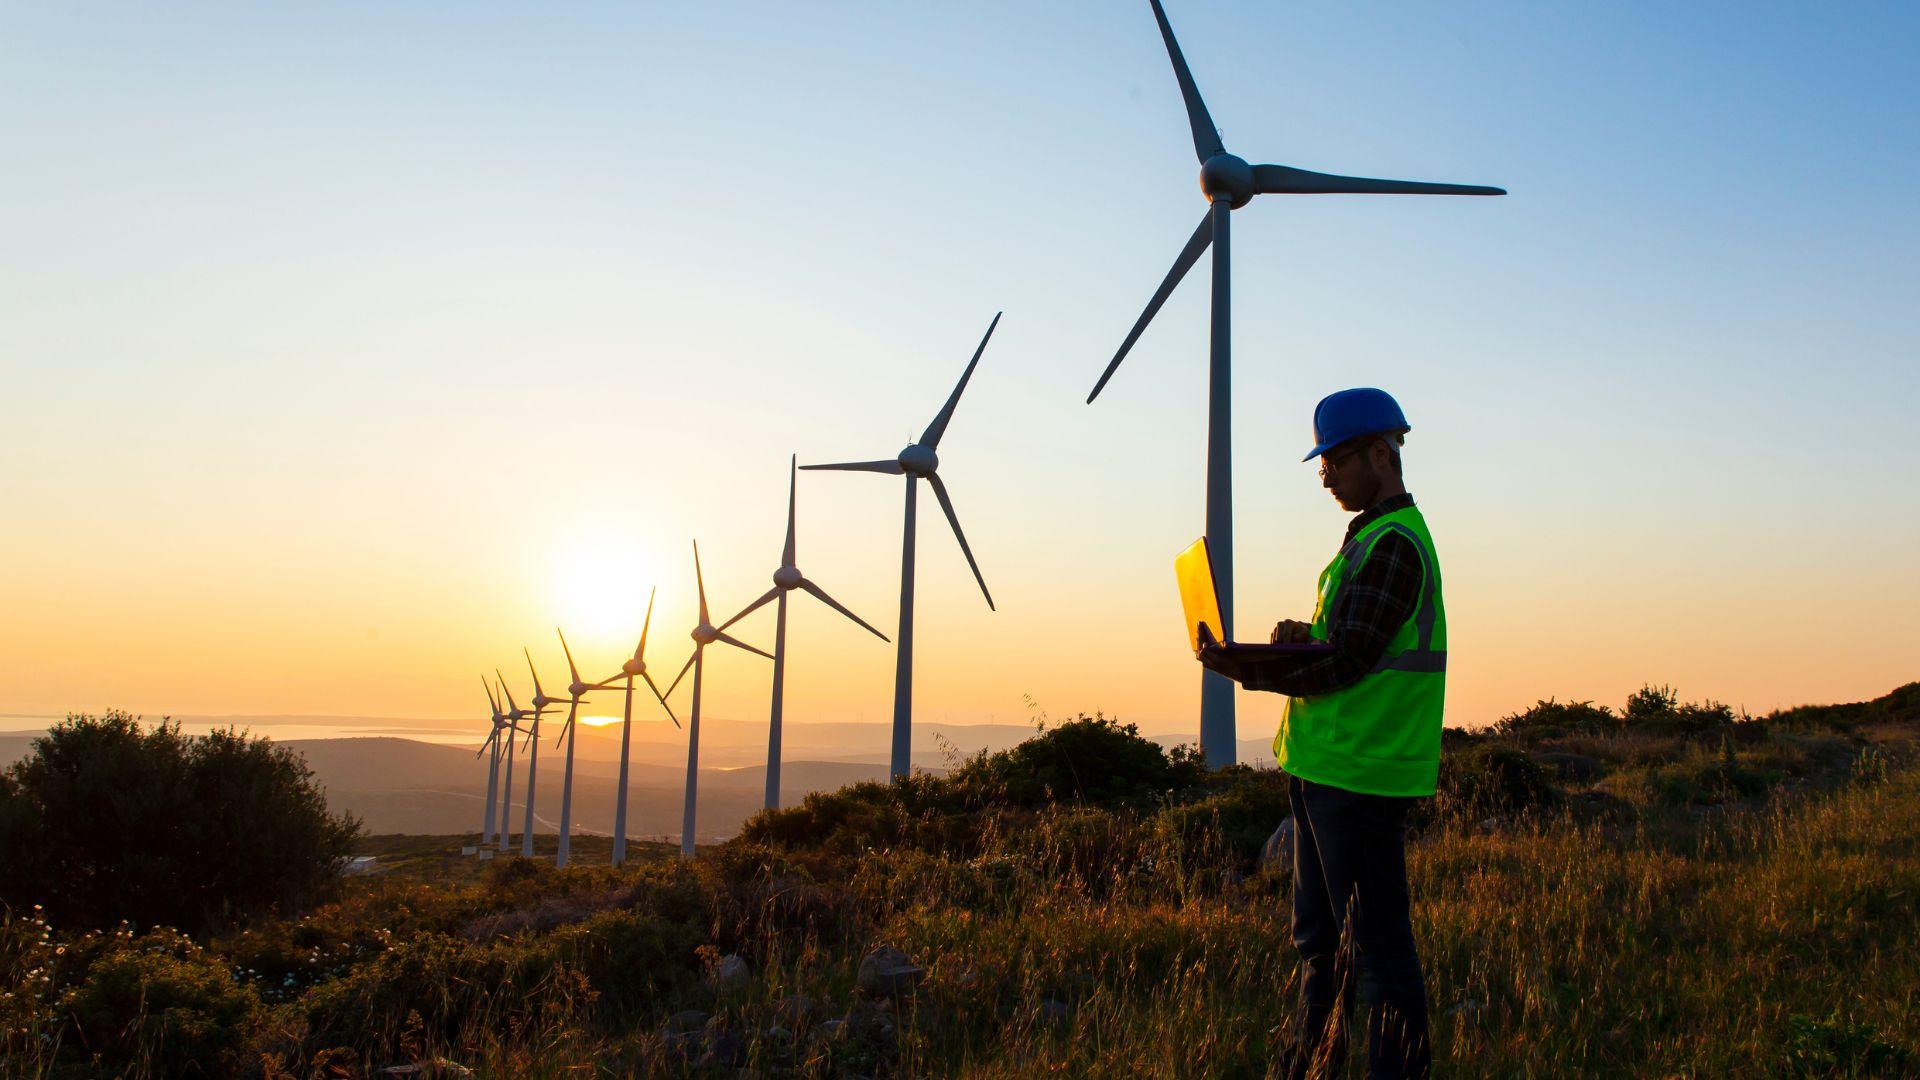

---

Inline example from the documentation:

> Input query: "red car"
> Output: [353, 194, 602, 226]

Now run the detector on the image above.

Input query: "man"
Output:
[1198, 386, 1444, 1080]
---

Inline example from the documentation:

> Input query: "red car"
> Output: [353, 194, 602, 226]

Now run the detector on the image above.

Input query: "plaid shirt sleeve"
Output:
[1239, 530, 1425, 697]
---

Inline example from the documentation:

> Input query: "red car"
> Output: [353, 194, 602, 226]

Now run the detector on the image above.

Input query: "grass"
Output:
[3, 685, 1917, 1077]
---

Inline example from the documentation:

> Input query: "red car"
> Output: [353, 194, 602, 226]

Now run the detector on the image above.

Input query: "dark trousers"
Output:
[1286, 775, 1431, 1079]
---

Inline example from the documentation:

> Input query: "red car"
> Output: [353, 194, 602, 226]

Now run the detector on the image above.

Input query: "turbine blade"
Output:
[524, 647, 547, 700]
[665, 651, 697, 700]
[496, 671, 520, 712]
[555, 702, 577, 747]
[783, 454, 798, 566]
[482, 677, 499, 717]
[636, 586, 656, 661]
[558, 627, 581, 684]
[715, 631, 775, 660]
[927, 473, 994, 610]
[692, 539, 709, 623]
[476, 727, 497, 758]
[799, 459, 906, 475]
[799, 578, 890, 641]
[1251, 164, 1506, 197]
[1149, 0, 1224, 162]
[920, 311, 1001, 449]
[717, 586, 781, 634]
[1087, 212, 1213, 403]
[641, 671, 682, 729]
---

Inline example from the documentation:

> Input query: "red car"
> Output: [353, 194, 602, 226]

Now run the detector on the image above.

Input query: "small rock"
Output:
[1475, 817, 1503, 833]
[1446, 998, 1485, 1017]
[709, 953, 750, 991]
[814, 1018, 846, 1041]
[760, 1025, 791, 1043]
[1039, 999, 1071, 1025]
[1260, 817, 1294, 873]
[664, 1009, 711, 1035]
[857, 945, 925, 997]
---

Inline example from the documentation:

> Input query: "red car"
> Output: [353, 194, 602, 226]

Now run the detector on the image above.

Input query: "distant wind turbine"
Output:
[550, 628, 613, 869]
[664, 540, 772, 857]
[475, 677, 513, 846]
[593, 587, 678, 867]
[494, 673, 534, 852]
[521, 649, 569, 858]
[718, 455, 889, 810]
[804, 313, 1000, 781]
[1084, 0, 1504, 767]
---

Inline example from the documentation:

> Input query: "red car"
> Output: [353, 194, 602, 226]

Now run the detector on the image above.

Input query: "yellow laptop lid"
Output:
[1175, 536, 1225, 653]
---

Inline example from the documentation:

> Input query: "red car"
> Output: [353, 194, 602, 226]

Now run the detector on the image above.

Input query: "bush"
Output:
[1150, 768, 1291, 870]
[1494, 698, 1618, 737]
[1623, 684, 1739, 737]
[0, 712, 361, 934]
[65, 929, 263, 1076]
[1430, 746, 1559, 823]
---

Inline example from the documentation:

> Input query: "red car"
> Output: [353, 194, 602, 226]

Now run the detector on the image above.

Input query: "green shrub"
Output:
[65, 929, 262, 1076]
[1149, 768, 1290, 870]
[0, 712, 360, 935]
[1623, 684, 1739, 737]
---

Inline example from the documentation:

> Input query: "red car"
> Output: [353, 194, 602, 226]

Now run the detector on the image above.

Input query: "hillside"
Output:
[3, 683, 1916, 1076]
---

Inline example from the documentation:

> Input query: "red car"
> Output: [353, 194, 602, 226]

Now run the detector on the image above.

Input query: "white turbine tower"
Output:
[476, 677, 512, 846]
[550, 628, 613, 869]
[803, 312, 1000, 780]
[521, 650, 568, 858]
[594, 588, 678, 866]
[494, 673, 534, 852]
[717, 456, 889, 809]
[664, 540, 772, 857]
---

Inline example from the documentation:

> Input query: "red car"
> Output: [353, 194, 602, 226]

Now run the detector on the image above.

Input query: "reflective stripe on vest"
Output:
[1274, 505, 1448, 797]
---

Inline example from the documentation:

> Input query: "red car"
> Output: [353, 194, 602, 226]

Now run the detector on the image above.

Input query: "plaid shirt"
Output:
[1241, 493, 1425, 697]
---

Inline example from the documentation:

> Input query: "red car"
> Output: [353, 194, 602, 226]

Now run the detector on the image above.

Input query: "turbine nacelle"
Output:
[567, 680, 595, 699]
[691, 622, 718, 645]
[622, 657, 647, 677]
[897, 443, 938, 476]
[772, 564, 803, 590]
[1199, 152, 1254, 208]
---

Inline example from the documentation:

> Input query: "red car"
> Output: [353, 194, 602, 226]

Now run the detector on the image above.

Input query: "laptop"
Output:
[1176, 536, 1335, 656]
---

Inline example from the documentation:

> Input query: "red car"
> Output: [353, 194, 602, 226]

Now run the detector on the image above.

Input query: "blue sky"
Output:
[2, 2, 1916, 735]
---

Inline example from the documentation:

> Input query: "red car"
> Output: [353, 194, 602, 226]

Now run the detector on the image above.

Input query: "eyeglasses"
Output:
[1317, 438, 1396, 480]
[1317, 442, 1369, 480]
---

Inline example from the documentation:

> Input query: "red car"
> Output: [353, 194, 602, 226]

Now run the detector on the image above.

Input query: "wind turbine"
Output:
[521, 650, 569, 858]
[550, 628, 615, 869]
[1084, 0, 1505, 767]
[494, 673, 534, 852]
[803, 313, 1000, 781]
[717, 456, 890, 810]
[475, 678, 512, 846]
[593, 587, 678, 867]
[664, 540, 772, 858]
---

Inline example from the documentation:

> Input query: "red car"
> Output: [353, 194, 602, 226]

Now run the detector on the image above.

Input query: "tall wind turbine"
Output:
[717, 456, 890, 810]
[521, 650, 569, 858]
[664, 540, 772, 857]
[594, 588, 678, 867]
[803, 313, 1000, 781]
[494, 673, 534, 852]
[1084, 0, 1505, 767]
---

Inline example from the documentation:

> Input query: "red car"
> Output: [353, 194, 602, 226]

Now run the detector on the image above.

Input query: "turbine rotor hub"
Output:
[569, 682, 590, 698]
[623, 658, 645, 676]
[692, 623, 717, 645]
[897, 443, 938, 476]
[1199, 152, 1254, 209]
[773, 565, 803, 590]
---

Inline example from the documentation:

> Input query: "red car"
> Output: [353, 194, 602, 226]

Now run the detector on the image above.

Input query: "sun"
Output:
[550, 535, 655, 643]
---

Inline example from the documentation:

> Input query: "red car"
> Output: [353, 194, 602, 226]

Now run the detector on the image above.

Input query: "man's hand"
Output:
[1195, 624, 1245, 683]
[1270, 619, 1314, 644]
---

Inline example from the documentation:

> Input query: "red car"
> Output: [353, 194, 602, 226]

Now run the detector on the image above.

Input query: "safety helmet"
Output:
[1303, 387, 1410, 462]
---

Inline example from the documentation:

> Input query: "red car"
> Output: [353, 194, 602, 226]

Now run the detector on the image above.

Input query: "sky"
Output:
[2, 1, 1917, 751]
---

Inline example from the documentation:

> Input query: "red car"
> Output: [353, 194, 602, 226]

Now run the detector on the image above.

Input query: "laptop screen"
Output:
[1174, 536, 1225, 653]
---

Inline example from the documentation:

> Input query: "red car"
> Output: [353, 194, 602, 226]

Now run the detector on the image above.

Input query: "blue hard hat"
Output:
[1303, 388, 1410, 461]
